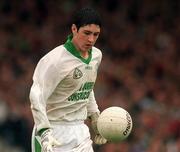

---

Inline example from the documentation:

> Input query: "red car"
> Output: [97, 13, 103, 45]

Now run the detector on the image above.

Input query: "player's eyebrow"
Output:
[84, 30, 100, 34]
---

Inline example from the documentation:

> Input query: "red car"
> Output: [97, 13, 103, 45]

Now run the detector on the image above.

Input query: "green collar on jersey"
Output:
[64, 34, 92, 64]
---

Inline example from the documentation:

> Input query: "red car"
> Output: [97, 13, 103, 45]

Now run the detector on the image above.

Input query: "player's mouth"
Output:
[85, 44, 93, 49]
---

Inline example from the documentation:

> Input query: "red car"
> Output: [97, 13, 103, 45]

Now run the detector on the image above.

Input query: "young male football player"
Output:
[29, 7, 107, 152]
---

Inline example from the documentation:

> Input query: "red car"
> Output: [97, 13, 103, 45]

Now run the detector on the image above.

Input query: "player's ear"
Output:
[71, 24, 78, 35]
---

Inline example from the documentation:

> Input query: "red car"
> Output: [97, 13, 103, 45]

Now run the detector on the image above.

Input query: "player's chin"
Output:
[84, 45, 92, 51]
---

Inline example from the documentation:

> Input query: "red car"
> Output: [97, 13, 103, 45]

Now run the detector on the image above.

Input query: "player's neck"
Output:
[80, 51, 89, 59]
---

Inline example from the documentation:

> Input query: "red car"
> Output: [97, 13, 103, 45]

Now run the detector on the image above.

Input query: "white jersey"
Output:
[29, 36, 102, 132]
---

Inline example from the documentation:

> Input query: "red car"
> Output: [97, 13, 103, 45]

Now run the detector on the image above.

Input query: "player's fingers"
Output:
[99, 136, 107, 144]
[46, 145, 53, 152]
[52, 139, 61, 146]
[94, 135, 107, 145]
[94, 135, 100, 144]
[100, 136, 107, 144]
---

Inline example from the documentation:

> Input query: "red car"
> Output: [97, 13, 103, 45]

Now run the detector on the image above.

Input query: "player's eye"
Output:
[94, 33, 99, 37]
[84, 31, 91, 35]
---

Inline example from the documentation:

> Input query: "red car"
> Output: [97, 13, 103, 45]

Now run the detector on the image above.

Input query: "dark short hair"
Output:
[72, 7, 101, 30]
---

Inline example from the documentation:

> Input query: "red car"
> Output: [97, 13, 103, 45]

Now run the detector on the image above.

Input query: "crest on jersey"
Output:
[73, 68, 83, 79]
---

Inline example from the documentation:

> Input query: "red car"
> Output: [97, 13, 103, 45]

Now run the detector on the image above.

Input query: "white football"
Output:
[97, 106, 133, 142]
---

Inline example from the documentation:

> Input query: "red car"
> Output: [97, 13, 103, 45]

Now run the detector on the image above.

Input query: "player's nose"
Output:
[88, 35, 95, 43]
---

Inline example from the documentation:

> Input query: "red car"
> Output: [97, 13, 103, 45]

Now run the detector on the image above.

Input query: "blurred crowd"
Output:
[0, 0, 180, 152]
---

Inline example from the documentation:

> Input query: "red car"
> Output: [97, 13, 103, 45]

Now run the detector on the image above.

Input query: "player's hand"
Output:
[90, 112, 107, 145]
[94, 134, 107, 145]
[40, 129, 61, 152]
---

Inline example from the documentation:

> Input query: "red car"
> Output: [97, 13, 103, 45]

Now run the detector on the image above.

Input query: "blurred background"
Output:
[0, 0, 180, 151]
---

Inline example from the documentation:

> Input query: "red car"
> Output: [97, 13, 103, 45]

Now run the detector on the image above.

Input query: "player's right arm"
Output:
[30, 61, 58, 133]
[30, 51, 64, 151]
[29, 49, 63, 134]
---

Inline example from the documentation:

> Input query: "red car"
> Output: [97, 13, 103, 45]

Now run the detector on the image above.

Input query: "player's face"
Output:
[72, 24, 101, 53]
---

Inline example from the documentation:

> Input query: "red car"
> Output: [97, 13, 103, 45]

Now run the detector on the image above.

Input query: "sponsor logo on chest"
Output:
[73, 68, 83, 79]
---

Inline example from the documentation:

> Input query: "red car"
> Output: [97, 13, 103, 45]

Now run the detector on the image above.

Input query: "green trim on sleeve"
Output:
[35, 137, 41, 152]
[38, 128, 49, 136]
[64, 34, 92, 64]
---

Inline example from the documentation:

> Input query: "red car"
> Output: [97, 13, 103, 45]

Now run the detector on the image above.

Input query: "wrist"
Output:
[90, 112, 100, 134]
[90, 112, 100, 121]
[38, 128, 50, 136]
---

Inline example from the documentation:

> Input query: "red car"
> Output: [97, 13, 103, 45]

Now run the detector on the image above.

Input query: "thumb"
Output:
[52, 138, 61, 146]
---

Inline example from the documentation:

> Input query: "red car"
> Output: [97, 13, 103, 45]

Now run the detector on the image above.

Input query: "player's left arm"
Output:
[87, 90, 107, 145]
[87, 48, 106, 144]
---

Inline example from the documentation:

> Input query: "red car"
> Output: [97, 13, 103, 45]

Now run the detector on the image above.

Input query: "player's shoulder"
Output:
[42, 45, 66, 59]
[92, 46, 102, 57]
[38, 45, 65, 65]
[46, 45, 65, 57]
[92, 46, 102, 62]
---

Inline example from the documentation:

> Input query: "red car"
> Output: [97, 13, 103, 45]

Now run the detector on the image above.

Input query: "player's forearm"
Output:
[30, 83, 51, 132]
[89, 112, 107, 145]
[87, 90, 100, 116]
[31, 105, 51, 132]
